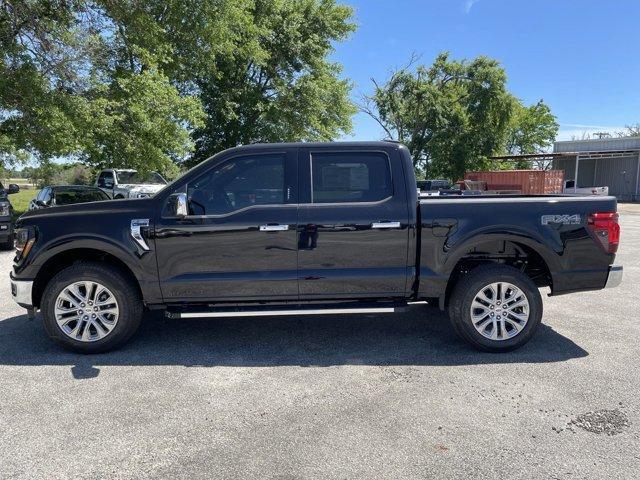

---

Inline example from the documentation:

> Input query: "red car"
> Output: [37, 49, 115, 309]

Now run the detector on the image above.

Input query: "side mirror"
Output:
[165, 192, 188, 218]
[35, 200, 46, 207]
[8, 184, 19, 194]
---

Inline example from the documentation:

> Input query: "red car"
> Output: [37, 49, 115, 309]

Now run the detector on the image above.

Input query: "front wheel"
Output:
[41, 262, 143, 353]
[448, 265, 543, 352]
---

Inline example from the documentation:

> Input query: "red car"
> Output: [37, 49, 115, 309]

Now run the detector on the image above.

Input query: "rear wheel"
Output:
[41, 262, 143, 353]
[448, 265, 543, 352]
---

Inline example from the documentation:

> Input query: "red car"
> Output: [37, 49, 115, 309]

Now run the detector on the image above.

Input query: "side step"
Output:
[166, 303, 407, 319]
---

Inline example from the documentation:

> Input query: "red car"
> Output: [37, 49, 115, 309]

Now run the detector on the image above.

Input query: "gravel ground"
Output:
[1, 215, 639, 479]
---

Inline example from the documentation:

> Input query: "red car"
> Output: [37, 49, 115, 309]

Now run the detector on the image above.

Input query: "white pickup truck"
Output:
[563, 180, 609, 196]
[95, 169, 167, 199]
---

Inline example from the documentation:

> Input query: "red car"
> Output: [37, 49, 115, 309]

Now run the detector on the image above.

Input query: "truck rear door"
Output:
[297, 146, 410, 299]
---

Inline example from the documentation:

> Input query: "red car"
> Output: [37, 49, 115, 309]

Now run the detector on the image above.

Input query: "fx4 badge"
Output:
[541, 214, 581, 225]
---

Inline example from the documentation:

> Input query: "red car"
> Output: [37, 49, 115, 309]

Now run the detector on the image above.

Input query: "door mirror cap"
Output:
[166, 192, 188, 218]
[7, 184, 19, 194]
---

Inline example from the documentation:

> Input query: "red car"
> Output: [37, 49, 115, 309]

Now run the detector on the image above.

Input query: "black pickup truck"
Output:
[10, 142, 622, 353]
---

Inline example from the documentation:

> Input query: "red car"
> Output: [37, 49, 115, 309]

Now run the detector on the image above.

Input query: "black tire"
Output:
[447, 264, 543, 352]
[41, 262, 143, 353]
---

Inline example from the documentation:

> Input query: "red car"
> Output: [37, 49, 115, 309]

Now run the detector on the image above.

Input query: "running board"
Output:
[167, 304, 406, 319]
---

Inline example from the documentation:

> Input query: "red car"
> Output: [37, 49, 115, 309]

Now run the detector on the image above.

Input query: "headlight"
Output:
[14, 227, 36, 260]
[0, 201, 9, 217]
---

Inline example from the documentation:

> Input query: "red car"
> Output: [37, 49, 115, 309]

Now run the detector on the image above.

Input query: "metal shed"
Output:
[552, 137, 640, 201]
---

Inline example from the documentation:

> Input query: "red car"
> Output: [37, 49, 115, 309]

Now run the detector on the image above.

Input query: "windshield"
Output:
[55, 188, 110, 205]
[117, 171, 167, 185]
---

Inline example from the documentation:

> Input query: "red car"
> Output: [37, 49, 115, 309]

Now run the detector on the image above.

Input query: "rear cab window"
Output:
[310, 152, 393, 203]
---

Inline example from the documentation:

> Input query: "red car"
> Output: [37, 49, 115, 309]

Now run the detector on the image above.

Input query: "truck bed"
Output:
[417, 194, 618, 298]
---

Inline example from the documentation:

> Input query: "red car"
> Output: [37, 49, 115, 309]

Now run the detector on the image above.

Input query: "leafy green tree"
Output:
[2, 0, 356, 174]
[505, 100, 558, 168]
[190, 0, 357, 164]
[0, 1, 86, 169]
[1, 0, 206, 176]
[362, 53, 557, 181]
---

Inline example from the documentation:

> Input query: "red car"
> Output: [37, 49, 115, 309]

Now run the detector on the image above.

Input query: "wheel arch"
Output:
[441, 233, 559, 308]
[32, 245, 144, 309]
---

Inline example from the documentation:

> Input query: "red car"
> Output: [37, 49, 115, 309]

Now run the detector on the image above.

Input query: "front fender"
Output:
[17, 233, 161, 305]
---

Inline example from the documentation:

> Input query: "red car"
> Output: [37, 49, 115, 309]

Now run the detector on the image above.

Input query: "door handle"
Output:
[260, 224, 290, 232]
[371, 221, 401, 229]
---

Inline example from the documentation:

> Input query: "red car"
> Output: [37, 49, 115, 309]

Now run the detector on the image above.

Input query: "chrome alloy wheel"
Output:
[54, 281, 120, 342]
[469, 282, 530, 341]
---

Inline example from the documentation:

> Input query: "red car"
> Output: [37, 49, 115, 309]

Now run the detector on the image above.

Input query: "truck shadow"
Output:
[0, 307, 588, 379]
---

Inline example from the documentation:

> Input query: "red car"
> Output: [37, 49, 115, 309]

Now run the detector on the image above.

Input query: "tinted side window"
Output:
[311, 152, 392, 203]
[56, 189, 109, 205]
[187, 153, 285, 215]
[98, 172, 114, 188]
[41, 188, 52, 204]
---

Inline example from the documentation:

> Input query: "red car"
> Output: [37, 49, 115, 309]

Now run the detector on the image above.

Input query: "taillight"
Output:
[587, 212, 620, 254]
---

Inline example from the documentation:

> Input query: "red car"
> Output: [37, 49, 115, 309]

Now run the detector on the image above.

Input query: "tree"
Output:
[361, 53, 558, 180]
[190, 0, 356, 165]
[0, 0, 206, 176]
[504, 100, 558, 169]
[361, 53, 515, 180]
[2, 0, 356, 174]
[505, 100, 558, 155]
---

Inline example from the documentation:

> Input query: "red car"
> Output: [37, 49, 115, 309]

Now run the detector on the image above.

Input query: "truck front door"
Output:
[154, 148, 299, 302]
[297, 146, 410, 299]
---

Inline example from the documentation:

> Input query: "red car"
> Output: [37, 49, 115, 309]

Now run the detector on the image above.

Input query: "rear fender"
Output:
[442, 228, 561, 278]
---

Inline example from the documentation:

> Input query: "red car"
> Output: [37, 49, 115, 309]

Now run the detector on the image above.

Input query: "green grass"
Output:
[9, 188, 37, 220]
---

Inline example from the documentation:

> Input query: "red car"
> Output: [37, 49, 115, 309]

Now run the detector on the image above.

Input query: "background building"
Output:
[552, 137, 640, 201]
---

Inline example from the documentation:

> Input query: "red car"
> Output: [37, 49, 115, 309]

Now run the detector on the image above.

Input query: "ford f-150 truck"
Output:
[10, 142, 623, 353]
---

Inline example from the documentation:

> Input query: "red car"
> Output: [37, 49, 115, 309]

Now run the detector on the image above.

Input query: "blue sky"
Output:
[332, 0, 640, 142]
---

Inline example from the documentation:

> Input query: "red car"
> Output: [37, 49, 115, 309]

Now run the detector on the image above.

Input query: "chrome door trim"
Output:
[259, 224, 290, 232]
[371, 221, 401, 229]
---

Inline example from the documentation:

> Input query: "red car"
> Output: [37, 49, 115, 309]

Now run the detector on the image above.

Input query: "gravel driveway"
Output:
[0, 214, 639, 479]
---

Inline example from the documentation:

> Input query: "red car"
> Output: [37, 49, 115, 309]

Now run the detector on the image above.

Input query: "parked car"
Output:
[95, 169, 167, 199]
[417, 179, 451, 196]
[29, 185, 110, 211]
[563, 180, 609, 196]
[436, 188, 483, 196]
[0, 181, 20, 250]
[11, 141, 622, 354]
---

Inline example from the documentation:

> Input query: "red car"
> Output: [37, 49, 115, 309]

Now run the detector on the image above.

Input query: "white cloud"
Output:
[560, 123, 624, 130]
[556, 124, 626, 142]
[463, 0, 480, 14]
